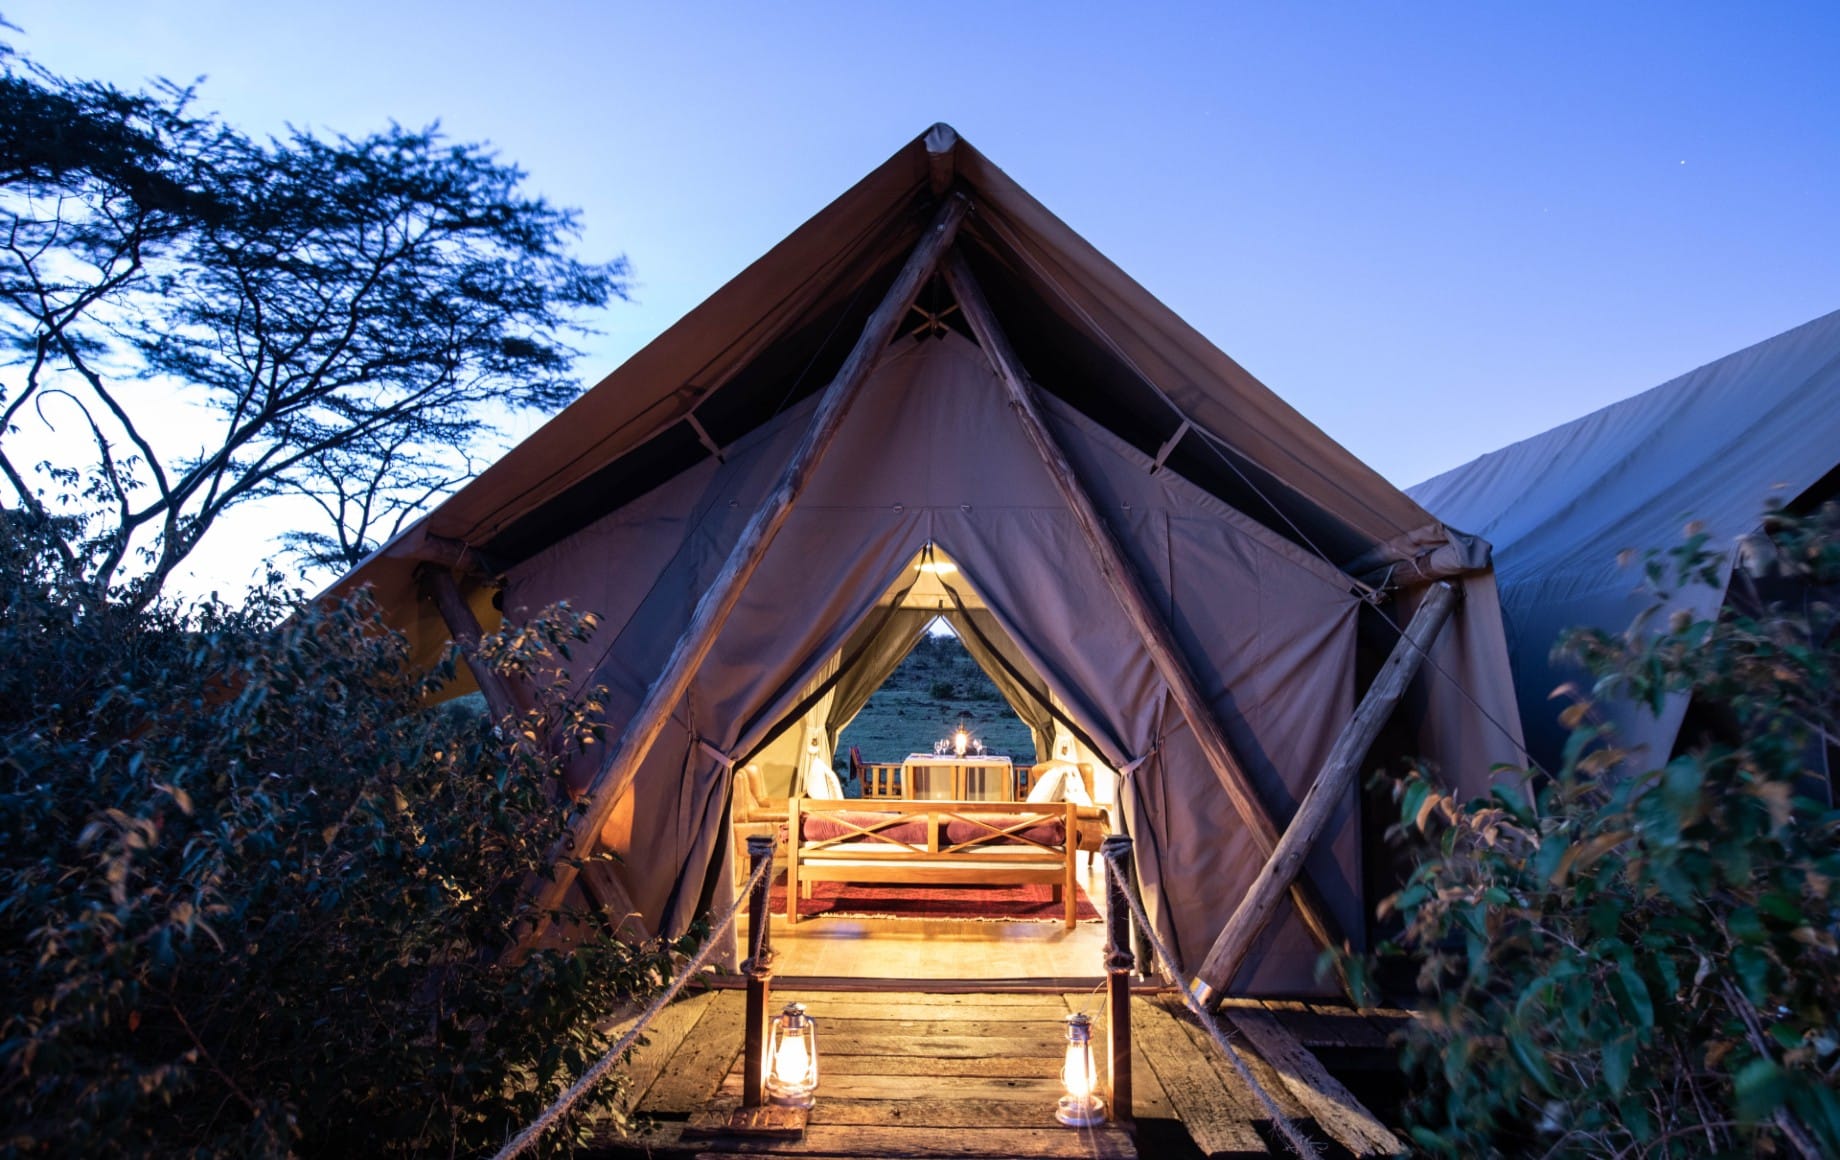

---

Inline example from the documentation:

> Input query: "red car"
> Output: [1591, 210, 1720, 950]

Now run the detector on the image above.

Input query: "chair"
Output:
[1024, 761, 1109, 869]
[732, 764, 788, 887]
[848, 744, 866, 789]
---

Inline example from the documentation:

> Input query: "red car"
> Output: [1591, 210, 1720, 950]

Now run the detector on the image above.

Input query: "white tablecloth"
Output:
[899, 754, 1015, 801]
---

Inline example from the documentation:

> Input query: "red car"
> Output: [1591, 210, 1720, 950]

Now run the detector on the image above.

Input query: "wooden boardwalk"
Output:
[587, 986, 1406, 1158]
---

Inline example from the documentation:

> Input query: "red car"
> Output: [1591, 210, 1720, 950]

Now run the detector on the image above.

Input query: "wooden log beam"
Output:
[941, 251, 1350, 978]
[1193, 580, 1459, 1003]
[420, 566, 526, 724]
[423, 567, 651, 942]
[509, 194, 970, 957]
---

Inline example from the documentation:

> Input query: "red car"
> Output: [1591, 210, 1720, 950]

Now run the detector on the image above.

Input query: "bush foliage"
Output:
[1361, 505, 1840, 1156]
[0, 518, 681, 1157]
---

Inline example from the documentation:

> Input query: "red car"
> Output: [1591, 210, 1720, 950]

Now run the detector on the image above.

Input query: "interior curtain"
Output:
[943, 608, 1054, 764]
[823, 607, 936, 752]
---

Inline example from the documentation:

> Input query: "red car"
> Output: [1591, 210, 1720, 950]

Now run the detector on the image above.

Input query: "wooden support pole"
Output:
[421, 567, 527, 724]
[510, 194, 970, 957]
[1101, 835, 1135, 1125]
[741, 834, 776, 1109]
[941, 252, 1350, 977]
[1193, 580, 1460, 1004]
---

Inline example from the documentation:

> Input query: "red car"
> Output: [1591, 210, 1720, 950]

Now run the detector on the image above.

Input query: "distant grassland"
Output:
[837, 632, 1036, 765]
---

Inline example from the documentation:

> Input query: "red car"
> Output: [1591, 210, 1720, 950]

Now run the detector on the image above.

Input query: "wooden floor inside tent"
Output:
[586, 984, 1411, 1158]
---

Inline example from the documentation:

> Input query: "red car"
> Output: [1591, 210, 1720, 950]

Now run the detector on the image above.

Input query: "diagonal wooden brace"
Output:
[941, 250, 1351, 985]
[505, 193, 970, 958]
[1192, 580, 1459, 1004]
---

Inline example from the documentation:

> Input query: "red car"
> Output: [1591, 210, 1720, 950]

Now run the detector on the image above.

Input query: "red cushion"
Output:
[800, 811, 927, 845]
[942, 815, 1066, 848]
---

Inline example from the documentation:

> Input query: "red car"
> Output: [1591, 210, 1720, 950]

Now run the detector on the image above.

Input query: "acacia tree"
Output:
[0, 44, 625, 606]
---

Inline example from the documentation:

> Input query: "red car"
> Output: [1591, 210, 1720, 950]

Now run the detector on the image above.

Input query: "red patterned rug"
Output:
[769, 877, 1100, 923]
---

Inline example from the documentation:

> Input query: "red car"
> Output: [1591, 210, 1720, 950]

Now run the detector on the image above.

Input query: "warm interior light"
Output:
[765, 1003, 819, 1108]
[773, 1035, 810, 1086]
[1062, 1039, 1095, 1099]
[1056, 1013, 1106, 1126]
[916, 560, 958, 575]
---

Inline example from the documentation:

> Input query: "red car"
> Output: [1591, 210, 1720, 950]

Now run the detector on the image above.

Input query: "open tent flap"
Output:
[499, 331, 1391, 994]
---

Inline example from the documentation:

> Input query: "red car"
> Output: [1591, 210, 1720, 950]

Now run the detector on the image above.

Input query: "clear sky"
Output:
[7, 2, 1838, 593]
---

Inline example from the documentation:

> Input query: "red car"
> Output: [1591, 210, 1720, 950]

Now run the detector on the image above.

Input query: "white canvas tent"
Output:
[1409, 308, 1840, 773]
[334, 125, 1524, 998]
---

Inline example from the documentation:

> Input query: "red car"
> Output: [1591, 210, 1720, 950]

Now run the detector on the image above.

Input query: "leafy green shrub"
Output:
[929, 679, 957, 701]
[0, 518, 683, 1157]
[1357, 505, 1840, 1157]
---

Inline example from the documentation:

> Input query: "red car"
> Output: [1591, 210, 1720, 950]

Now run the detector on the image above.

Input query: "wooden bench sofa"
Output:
[786, 798, 1082, 928]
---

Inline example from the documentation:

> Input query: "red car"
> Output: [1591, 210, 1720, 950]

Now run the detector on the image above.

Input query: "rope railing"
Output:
[1100, 850, 1323, 1160]
[492, 850, 777, 1160]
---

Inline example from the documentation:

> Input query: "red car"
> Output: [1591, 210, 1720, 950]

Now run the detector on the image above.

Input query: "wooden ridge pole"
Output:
[1193, 580, 1460, 1003]
[941, 251, 1349, 983]
[509, 194, 970, 955]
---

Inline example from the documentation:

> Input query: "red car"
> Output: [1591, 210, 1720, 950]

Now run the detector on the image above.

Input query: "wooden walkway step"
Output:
[589, 986, 1405, 1159]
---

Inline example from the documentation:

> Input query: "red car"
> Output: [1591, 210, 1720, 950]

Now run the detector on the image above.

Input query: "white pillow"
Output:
[804, 759, 846, 800]
[1026, 763, 1071, 803]
[1027, 762, 1094, 807]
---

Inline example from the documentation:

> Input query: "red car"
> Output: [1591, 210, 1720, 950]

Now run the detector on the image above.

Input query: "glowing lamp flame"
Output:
[953, 727, 969, 757]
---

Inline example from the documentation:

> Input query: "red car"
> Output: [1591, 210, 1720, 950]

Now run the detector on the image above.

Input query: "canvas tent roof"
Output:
[331, 125, 1526, 997]
[1408, 307, 1840, 770]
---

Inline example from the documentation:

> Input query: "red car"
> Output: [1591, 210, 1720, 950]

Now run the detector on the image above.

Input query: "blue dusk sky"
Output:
[6, 2, 1838, 591]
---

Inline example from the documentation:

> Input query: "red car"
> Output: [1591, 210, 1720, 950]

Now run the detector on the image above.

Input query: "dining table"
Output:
[897, 753, 1016, 802]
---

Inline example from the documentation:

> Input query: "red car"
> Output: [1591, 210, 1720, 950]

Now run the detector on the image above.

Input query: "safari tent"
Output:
[1409, 308, 1840, 775]
[332, 125, 1524, 999]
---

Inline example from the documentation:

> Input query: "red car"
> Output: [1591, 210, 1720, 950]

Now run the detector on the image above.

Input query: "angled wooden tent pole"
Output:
[421, 567, 529, 724]
[421, 566, 650, 938]
[940, 250, 1350, 977]
[1192, 579, 1459, 1004]
[508, 193, 970, 956]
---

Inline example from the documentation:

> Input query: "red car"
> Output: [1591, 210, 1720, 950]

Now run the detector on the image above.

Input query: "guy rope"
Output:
[492, 851, 776, 1160]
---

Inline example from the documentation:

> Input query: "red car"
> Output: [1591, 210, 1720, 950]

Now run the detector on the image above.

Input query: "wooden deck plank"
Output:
[685, 1123, 1136, 1157]
[613, 991, 718, 1112]
[1056, 992, 1175, 1121]
[1132, 996, 1266, 1156]
[1157, 995, 1307, 1123]
[773, 992, 1076, 1017]
[639, 990, 749, 1115]
[807, 1099, 1074, 1130]
[1224, 1007, 1405, 1156]
[1302, 1003, 1394, 1051]
[717, 1073, 1063, 1102]
[814, 1016, 1072, 1041]
[815, 1032, 1064, 1059]
[748, 1052, 1064, 1079]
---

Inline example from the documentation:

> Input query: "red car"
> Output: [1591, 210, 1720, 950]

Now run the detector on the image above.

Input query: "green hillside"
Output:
[837, 629, 1036, 765]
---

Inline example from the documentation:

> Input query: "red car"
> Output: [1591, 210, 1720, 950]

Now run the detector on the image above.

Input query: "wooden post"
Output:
[741, 834, 776, 1108]
[420, 567, 527, 724]
[1192, 580, 1460, 1003]
[1101, 835, 1135, 1125]
[941, 252, 1350, 975]
[506, 194, 970, 957]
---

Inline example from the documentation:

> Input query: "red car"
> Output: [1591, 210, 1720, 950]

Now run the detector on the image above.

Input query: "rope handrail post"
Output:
[741, 834, 776, 1108]
[1101, 856, 1323, 1160]
[492, 852, 774, 1160]
[1100, 835, 1135, 1125]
